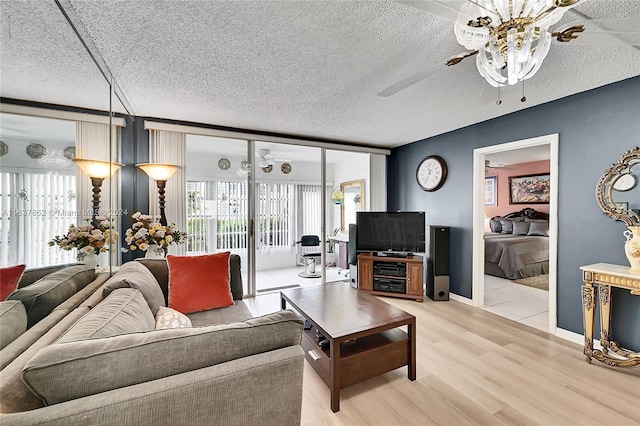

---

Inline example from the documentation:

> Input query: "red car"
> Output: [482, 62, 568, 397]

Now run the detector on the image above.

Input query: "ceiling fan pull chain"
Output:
[521, 79, 527, 103]
[496, 84, 502, 105]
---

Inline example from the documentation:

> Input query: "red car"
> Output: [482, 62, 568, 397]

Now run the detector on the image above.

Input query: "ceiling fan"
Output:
[379, 0, 639, 101]
[256, 149, 292, 168]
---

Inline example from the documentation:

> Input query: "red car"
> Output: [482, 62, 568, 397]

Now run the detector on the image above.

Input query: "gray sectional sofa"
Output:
[0, 264, 108, 370]
[0, 255, 304, 425]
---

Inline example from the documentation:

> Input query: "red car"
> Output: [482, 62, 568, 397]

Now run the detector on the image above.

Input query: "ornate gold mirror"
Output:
[340, 179, 365, 231]
[596, 147, 640, 226]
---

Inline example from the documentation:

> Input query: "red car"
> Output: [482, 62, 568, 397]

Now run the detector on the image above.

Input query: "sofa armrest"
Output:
[0, 346, 303, 426]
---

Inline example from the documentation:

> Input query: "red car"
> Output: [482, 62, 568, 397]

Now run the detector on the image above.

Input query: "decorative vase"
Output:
[145, 244, 165, 259]
[77, 252, 99, 268]
[623, 226, 640, 272]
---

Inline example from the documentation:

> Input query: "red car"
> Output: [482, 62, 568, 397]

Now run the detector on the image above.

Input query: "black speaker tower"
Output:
[427, 225, 450, 301]
[348, 224, 358, 288]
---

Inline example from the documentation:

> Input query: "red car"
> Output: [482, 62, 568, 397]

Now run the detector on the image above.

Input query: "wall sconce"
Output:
[136, 163, 180, 226]
[73, 158, 123, 226]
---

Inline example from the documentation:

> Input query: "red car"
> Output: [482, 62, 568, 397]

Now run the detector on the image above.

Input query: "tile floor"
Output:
[245, 266, 348, 317]
[482, 274, 549, 332]
[246, 268, 550, 333]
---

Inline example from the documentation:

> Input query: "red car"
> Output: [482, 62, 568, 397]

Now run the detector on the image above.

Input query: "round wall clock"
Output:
[613, 173, 637, 192]
[416, 155, 448, 192]
[218, 158, 231, 170]
[281, 163, 292, 174]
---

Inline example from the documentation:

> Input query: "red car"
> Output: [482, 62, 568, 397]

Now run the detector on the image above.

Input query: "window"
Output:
[186, 180, 326, 254]
[1, 171, 77, 267]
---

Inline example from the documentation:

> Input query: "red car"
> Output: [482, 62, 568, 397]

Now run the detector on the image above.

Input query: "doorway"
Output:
[472, 134, 559, 333]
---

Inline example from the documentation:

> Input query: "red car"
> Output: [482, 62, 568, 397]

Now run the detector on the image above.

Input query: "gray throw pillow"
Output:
[22, 310, 302, 405]
[512, 221, 531, 235]
[58, 288, 155, 343]
[499, 219, 514, 234]
[0, 300, 27, 350]
[102, 261, 165, 315]
[528, 221, 549, 236]
[7, 265, 96, 328]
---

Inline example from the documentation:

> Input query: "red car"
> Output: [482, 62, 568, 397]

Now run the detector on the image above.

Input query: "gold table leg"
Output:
[581, 283, 596, 363]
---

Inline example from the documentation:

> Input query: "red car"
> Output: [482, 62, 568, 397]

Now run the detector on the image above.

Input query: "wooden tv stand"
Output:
[357, 253, 424, 301]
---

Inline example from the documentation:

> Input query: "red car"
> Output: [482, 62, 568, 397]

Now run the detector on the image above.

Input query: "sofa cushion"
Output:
[167, 252, 234, 314]
[102, 261, 165, 315]
[0, 300, 27, 350]
[187, 302, 253, 327]
[58, 289, 155, 344]
[22, 310, 302, 405]
[7, 265, 96, 328]
[155, 306, 192, 329]
[1, 264, 26, 301]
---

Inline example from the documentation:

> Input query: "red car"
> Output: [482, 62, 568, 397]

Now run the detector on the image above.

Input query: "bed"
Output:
[485, 208, 549, 279]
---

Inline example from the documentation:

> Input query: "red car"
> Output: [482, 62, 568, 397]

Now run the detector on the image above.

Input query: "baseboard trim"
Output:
[554, 327, 603, 350]
[450, 293, 473, 305]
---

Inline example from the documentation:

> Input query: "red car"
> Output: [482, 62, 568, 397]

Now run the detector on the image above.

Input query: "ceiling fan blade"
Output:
[551, 19, 640, 46]
[378, 51, 474, 97]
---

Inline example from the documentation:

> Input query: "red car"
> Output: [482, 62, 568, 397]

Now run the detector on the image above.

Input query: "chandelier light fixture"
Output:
[236, 160, 251, 178]
[454, 0, 582, 88]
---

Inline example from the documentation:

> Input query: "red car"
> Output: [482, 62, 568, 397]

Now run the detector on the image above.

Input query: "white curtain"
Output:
[369, 153, 387, 211]
[149, 130, 187, 255]
[76, 122, 121, 264]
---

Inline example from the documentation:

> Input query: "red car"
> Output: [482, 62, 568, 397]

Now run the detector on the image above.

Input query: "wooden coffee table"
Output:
[281, 282, 416, 412]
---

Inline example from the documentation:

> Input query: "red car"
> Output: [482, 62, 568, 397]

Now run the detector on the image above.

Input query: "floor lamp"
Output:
[73, 158, 123, 227]
[136, 163, 180, 227]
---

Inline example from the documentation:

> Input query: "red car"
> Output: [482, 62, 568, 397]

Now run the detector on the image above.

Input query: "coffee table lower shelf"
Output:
[301, 328, 410, 391]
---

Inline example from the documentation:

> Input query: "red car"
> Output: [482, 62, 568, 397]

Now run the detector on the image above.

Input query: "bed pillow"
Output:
[513, 221, 531, 235]
[528, 221, 549, 236]
[1, 264, 26, 301]
[489, 217, 502, 233]
[499, 219, 514, 234]
[167, 252, 234, 314]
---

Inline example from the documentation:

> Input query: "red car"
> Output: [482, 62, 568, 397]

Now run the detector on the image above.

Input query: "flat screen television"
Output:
[356, 211, 426, 255]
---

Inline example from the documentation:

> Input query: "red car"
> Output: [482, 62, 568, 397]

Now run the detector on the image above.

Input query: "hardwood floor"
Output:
[246, 290, 640, 425]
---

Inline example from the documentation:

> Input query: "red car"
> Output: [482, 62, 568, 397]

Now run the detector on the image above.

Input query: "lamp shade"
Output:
[136, 163, 180, 181]
[73, 158, 123, 178]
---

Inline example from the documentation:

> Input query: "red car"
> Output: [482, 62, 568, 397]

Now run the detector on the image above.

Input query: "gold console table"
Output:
[580, 263, 640, 367]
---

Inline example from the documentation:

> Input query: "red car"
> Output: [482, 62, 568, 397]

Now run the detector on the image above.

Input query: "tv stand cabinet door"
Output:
[358, 257, 373, 290]
[407, 262, 424, 296]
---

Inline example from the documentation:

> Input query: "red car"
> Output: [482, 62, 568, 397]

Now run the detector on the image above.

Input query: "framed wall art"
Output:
[509, 173, 550, 204]
[484, 176, 497, 206]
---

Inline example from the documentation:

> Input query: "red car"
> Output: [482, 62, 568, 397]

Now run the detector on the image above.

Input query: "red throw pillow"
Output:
[1, 264, 27, 301]
[167, 252, 234, 314]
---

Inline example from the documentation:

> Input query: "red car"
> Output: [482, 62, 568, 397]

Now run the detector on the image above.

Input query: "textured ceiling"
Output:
[1, 0, 639, 148]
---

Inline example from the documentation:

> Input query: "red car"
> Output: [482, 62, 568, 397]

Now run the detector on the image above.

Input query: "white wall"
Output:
[329, 151, 370, 236]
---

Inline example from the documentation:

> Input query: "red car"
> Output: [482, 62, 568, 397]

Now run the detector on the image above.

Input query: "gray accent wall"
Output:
[387, 76, 640, 349]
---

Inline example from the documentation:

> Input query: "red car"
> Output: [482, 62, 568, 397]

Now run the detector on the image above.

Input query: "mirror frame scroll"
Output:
[595, 146, 640, 226]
